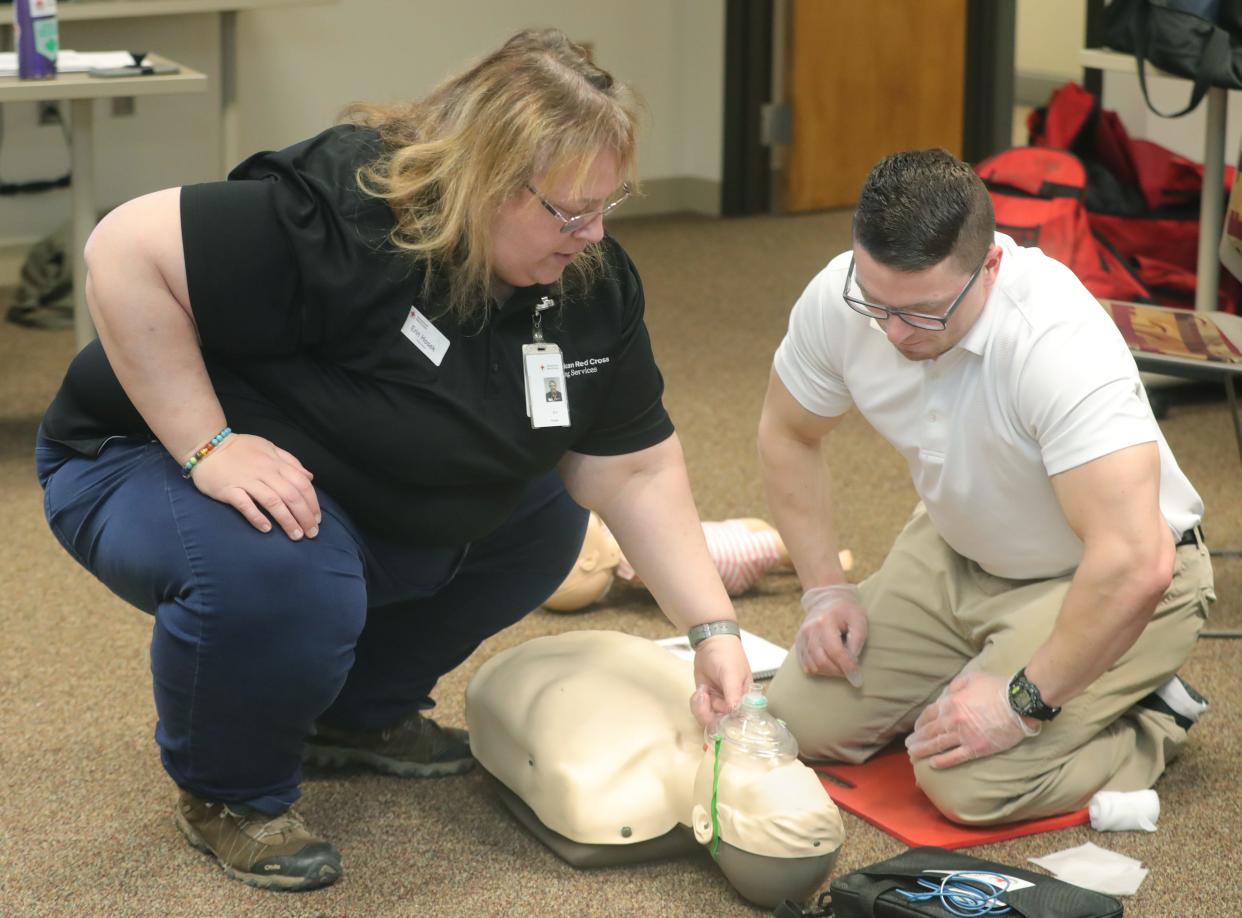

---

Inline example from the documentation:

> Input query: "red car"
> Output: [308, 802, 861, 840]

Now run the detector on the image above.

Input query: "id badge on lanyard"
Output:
[522, 296, 570, 429]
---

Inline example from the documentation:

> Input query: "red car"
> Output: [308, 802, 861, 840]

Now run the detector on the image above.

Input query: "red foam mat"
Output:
[812, 744, 1089, 848]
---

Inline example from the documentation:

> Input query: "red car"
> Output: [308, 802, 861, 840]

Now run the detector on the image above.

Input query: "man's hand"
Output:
[795, 584, 867, 685]
[690, 634, 752, 727]
[906, 671, 1040, 768]
[189, 433, 320, 540]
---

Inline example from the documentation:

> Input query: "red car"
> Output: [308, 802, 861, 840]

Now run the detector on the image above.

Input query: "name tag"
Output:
[401, 307, 449, 366]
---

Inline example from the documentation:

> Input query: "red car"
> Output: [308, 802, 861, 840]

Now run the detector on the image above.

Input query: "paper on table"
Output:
[1101, 299, 1242, 364]
[0, 51, 136, 77]
[656, 628, 788, 680]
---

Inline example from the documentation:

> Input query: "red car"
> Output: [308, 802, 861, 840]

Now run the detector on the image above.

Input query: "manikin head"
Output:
[849, 148, 1003, 362]
[541, 512, 620, 611]
[689, 693, 844, 906]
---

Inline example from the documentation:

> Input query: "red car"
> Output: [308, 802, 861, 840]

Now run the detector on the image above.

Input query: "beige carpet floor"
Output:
[1, 210, 1239, 917]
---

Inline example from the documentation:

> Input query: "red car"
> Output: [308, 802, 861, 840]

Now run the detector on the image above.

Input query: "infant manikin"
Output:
[544, 512, 853, 611]
[465, 630, 845, 908]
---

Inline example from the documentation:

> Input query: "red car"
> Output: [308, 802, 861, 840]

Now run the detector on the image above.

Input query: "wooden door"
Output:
[784, 0, 968, 212]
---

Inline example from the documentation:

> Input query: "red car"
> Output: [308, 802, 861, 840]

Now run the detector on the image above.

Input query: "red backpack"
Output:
[975, 146, 1152, 302]
[1027, 82, 1238, 312]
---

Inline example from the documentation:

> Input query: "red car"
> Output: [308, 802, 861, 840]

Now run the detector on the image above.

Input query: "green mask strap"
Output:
[710, 733, 723, 859]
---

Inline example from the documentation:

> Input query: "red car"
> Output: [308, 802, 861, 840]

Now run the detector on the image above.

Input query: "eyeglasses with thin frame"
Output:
[842, 255, 986, 331]
[527, 182, 632, 234]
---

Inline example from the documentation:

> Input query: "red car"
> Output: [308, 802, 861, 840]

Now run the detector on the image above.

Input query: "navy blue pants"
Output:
[36, 432, 588, 814]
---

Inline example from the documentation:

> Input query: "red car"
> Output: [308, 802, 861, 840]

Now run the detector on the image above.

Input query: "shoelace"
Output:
[221, 804, 305, 843]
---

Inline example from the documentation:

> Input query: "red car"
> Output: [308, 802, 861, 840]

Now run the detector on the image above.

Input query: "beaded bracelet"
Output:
[181, 427, 233, 478]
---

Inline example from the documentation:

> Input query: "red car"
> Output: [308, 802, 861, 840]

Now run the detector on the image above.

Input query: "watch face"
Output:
[1010, 683, 1035, 711]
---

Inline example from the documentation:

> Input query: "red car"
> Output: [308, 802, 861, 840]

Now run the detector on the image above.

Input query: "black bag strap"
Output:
[1131, 0, 1222, 117]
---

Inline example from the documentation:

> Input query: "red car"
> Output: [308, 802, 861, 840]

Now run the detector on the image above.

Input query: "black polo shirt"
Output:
[42, 124, 674, 546]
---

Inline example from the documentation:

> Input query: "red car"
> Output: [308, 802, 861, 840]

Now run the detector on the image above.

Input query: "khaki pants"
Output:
[767, 507, 1215, 825]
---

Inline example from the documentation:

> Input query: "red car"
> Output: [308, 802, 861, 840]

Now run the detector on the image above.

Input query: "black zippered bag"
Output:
[825, 846, 1123, 918]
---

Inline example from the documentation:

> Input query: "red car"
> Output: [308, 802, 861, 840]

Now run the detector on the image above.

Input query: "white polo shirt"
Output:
[773, 233, 1203, 580]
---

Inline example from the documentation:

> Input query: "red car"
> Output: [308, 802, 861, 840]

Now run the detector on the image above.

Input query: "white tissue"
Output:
[1028, 841, 1148, 896]
[1088, 789, 1160, 832]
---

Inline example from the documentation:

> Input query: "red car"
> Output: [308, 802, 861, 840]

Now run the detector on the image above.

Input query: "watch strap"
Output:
[687, 619, 741, 649]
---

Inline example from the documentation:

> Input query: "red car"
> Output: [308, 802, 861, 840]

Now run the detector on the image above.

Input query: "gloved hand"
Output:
[690, 631, 752, 727]
[795, 583, 867, 686]
[905, 671, 1040, 769]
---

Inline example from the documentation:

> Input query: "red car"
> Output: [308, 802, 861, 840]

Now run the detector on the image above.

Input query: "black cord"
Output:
[0, 101, 72, 196]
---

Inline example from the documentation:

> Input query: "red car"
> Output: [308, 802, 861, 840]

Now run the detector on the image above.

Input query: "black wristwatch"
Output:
[1007, 668, 1062, 721]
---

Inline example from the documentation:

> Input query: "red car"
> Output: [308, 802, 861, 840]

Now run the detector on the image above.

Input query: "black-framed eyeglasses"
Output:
[842, 255, 985, 331]
[527, 182, 632, 234]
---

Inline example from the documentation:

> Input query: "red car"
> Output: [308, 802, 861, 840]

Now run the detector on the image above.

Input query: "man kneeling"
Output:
[759, 149, 1215, 825]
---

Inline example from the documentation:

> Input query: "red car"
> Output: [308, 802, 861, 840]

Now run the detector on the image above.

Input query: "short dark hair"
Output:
[852, 149, 994, 272]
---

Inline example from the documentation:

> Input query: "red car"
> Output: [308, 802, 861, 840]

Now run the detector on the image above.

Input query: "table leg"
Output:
[1203, 373, 1242, 566]
[69, 97, 96, 351]
[1195, 86, 1227, 313]
[220, 9, 238, 177]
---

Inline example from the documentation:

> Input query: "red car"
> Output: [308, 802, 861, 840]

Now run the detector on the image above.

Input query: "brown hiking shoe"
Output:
[304, 711, 474, 777]
[174, 791, 342, 891]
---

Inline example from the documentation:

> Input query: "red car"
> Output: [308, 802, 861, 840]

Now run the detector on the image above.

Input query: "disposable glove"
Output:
[905, 671, 1041, 768]
[795, 583, 866, 686]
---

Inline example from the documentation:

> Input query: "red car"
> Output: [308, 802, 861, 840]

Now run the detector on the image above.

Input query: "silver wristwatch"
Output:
[687, 619, 741, 649]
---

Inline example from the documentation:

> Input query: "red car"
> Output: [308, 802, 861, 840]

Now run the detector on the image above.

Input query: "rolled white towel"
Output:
[1088, 789, 1160, 832]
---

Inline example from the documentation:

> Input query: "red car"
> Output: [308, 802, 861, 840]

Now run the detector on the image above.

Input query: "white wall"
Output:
[0, 0, 725, 246]
[1101, 72, 1242, 168]
[1015, 0, 1086, 81]
[675, 1, 726, 182]
[238, 0, 724, 180]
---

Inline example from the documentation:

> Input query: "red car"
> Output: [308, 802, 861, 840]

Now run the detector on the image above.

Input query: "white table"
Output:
[1081, 47, 1228, 314]
[0, 56, 207, 347]
[2, 0, 330, 176]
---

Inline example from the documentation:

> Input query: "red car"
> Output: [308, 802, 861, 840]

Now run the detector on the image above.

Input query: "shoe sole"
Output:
[174, 810, 342, 892]
[304, 744, 474, 778]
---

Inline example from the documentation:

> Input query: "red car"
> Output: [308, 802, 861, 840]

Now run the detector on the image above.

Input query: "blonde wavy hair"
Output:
[342, 29, 643, 322]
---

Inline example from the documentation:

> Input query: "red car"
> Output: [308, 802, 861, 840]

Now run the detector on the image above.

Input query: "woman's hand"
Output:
[690, 634, 752, 727]
[188, 433, 321, 540]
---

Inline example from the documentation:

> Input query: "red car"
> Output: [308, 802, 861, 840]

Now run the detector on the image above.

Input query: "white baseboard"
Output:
[624, 177, 721, 218]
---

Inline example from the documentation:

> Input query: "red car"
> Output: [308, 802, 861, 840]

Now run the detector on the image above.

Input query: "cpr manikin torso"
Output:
[465, 631, 845, 907]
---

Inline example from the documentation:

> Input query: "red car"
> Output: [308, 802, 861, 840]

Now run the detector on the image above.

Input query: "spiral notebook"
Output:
[655, 628, 789, 680]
